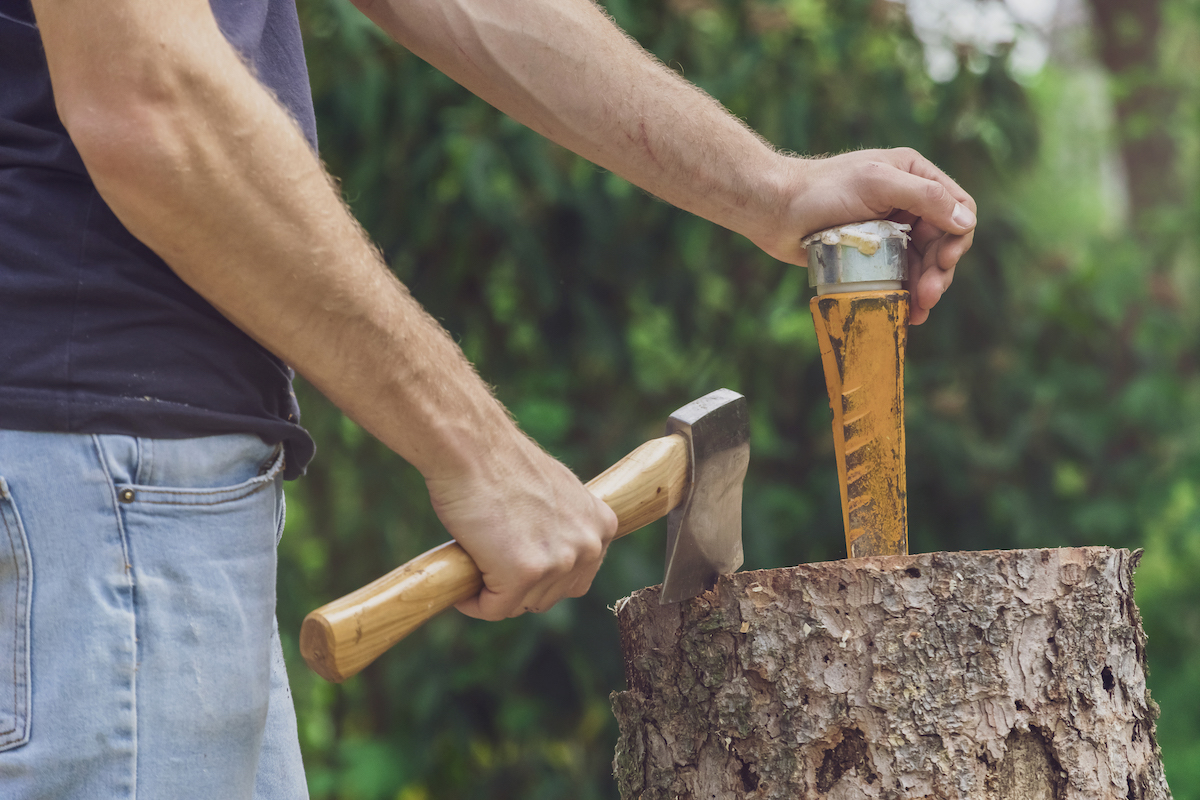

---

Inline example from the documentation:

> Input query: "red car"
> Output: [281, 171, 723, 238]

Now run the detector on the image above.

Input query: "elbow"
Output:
[32, 0, 233, 197]
[54, 81, 211, 260]
[57, 88, 185, 195]
[34, 7, 245, 248]
[52, 67, 214, 248]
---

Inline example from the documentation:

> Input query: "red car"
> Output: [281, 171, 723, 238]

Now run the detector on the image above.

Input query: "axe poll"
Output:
[300, 388, 749, 682]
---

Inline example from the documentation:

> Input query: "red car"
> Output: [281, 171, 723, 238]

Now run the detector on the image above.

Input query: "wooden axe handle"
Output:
[300, 433, 689, 682]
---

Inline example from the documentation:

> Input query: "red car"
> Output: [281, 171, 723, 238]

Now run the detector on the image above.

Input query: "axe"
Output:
[300, 388, 749, 682]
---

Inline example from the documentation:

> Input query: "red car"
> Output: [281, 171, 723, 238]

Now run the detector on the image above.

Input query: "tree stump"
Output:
[611, 547, 1171, 799]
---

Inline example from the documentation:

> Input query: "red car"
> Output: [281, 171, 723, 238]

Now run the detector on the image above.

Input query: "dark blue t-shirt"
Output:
[0, 0, 317, 478]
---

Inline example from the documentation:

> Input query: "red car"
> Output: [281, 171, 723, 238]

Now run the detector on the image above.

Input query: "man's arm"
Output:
[31, 0, 617, 620]
[353, 0, 977, 324]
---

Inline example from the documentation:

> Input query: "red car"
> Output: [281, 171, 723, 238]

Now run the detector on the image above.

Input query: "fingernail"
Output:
[952, 202, 976, 230]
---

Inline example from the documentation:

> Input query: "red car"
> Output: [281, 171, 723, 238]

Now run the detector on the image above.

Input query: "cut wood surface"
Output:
[611, 547, 1171, 799]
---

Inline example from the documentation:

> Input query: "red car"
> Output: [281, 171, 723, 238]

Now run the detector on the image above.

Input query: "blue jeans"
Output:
[0, 431, 307, 799]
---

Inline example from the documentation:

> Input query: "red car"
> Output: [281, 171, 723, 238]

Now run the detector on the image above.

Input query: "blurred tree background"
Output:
[278, 0, 1200, 796]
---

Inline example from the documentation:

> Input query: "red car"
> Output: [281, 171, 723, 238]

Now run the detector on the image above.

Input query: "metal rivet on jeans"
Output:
[118, 488, 136, 503]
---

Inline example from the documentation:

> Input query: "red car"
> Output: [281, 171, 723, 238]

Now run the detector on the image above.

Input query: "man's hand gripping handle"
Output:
[300, 434, 688, 683]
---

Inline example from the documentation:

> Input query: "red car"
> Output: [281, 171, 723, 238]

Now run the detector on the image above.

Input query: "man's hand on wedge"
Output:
[354, 0, 977, 327]
[745, 149, 978, 326]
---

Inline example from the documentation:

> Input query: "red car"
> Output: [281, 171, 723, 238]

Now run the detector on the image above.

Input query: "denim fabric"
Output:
[0, 431, 307, 799]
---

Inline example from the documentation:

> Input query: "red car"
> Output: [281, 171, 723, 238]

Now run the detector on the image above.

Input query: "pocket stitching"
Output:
[0, 488, 32, 750]
[116, 448, 285, 507]
[132, 480, 273, 507]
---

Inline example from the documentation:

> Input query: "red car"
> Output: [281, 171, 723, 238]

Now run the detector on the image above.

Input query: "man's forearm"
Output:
[33, 0, 520, 483]
[354, 0, 977, 312]
[354, 0, 790, 248]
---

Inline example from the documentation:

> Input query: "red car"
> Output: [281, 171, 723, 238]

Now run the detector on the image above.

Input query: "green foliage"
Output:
[1138, 480, 1200, 795]
[280, 0, 1200, 796]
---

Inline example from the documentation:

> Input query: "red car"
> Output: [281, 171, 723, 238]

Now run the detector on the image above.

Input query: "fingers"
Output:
[455, 539, 607, 620]
[884, 156, 971, 323]
[755, 149, 978, 285]
[907, 234, 967, 324]
[908, 217, 943, 255]
[457, 530, 608, 621]
[805, 149, 976, 314]
[937, 229, 974, 270]
[910, 256, 955, 325]
[855, 153, 976, 238]
[884, 148, 977, 219]
[437, 458, 618, 623]
[901, 187, 973, 324]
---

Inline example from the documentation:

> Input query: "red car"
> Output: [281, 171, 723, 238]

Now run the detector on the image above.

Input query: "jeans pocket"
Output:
[114, 444, 285, 508]
[0, 477, 33, 752]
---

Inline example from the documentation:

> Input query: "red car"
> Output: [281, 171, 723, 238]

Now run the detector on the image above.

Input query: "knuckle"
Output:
[579, 535, 605, 565]
[601, 512, 619, 541]
[512, 557, 551, 587]
[850, 163, 889, 201]
[925, 180, 950, 206]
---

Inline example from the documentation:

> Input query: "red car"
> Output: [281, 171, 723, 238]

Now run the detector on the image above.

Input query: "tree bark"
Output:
[611, 547, 1171, 799]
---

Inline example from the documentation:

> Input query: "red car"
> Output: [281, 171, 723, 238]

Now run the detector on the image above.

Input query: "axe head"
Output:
[660, 388, 750, 604]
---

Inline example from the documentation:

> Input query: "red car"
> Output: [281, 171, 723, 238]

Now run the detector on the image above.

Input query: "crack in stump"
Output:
[815, 727, 877, 793]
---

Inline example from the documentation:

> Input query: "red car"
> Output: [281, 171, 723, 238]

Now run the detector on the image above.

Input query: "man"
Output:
[0, 0, 976, 796]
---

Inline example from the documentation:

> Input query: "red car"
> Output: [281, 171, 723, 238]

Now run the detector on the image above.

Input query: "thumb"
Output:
[858, 152, 976, 235]
[873, 168, 976, 235]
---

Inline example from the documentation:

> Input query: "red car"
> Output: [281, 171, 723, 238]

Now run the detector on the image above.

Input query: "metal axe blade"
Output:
[660, 388, 749, 604]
